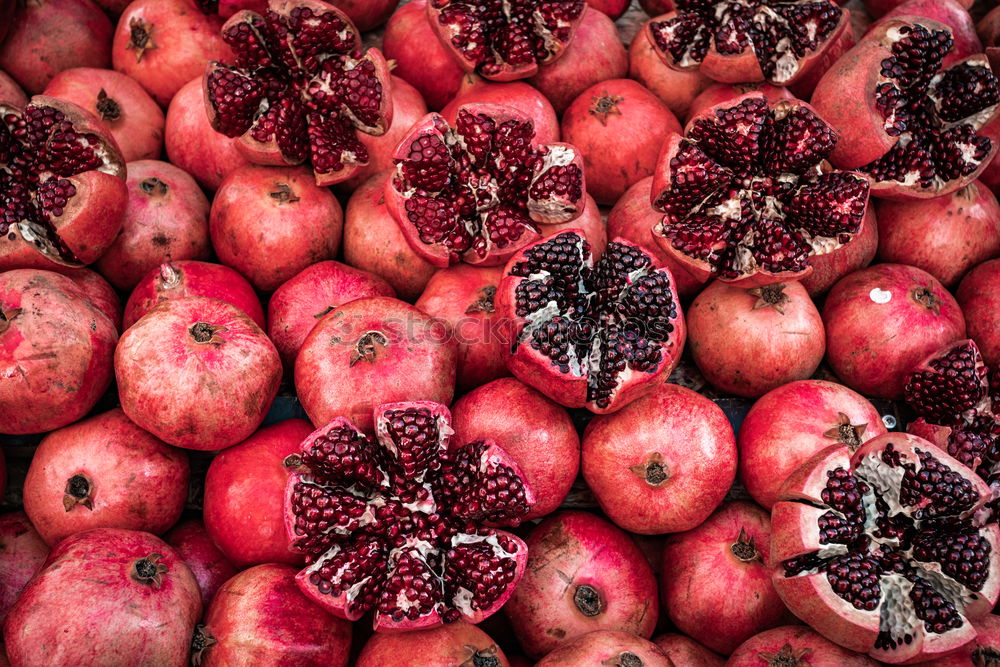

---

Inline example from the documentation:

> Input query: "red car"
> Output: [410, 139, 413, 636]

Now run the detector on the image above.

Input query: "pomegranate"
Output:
[528, 8, 629, 116]
[163, 519, 237, 608]
[628, 18, 712, 121]
[450, 377, 581, 521]
[441, 75, 560, 144]
[3, 529, 201, 667]
[342, 173, 437, 302]
[562, 78, 680, 205]
[686, 280, 825, 398]
[355, 621, 510, 667]
[164, 77, 251, 191]
[113, 0, 232, 106]
[295, 297, 458, 433]
[0, 0, 112, 94]
[811, 18, 1000, 200]
[203, 0, 393, 185]
[0, 69, 27, 107]
[869, 0, 982, 65]
[639, 0, 671, 16]
[123, 260, 265, 330]
[0, 269, 117, 435]
[203, 419, 314, 568]
[585, 0, 628, 20]
[326, 0, 397, 31]
[651, 634, 723, 666]
[738, 380, 888, 511]
[381, 0, 464, 111]
[800, 207, 879, 298]
[909, 614, 1000, 666]
[534, 630, 671, 666]
[0, 96, 128, 270]
[209, 164, 343, 291]
[650, 93, 871, 287]
[268, 261, 395, 369]
[427, 0, 585, 81]
[865, 0, 972, 19]
[59, 267, 124, 331]
[726, 626, 881, 666]
[876, 180, 1000, 288]
[23, 408, 189, 545]
[582, 382, 737, 533]
[504, 511, 659, 658]
[822, 263, 967, 399]
[284, 401, 533, 630]
[0, 512, 48, 623]
[386, 104, 586, 267]
[194, 563, 352, 666]
[94, 160, 212, 291]
[496, 230, 686, 413]
[958, 258, 1000, 368]
[116, 296, 282, 450]
[660, 501, 788, 655]
[771, 432, 1000, 663]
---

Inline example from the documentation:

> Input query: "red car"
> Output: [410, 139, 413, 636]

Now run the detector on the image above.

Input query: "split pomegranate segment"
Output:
[771, 433, 1000, 664]
[386, 104, 586, 267]
[650, 93, 870, 286]
[284, 401, 534, 632]
[427, 0, 586, 81]
[495, 230, 686, 414]
[204, 0, 393, 186]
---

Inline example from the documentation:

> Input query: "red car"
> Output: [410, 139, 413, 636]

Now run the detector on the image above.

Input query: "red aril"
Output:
[0, 69, 27, 107]
[534, 630, 671, 666]
[628, 18, 712, 121]
[727, 626, 880, 666]
[684, 81, 794, 122]
[0, 512, 48, 623]
[869, 0, 982, 65]
[163, 519, 236, 608]
[381, 0, 463, 111]
[651, 634, 723, 666]
[356, 621, 510, 667]
[441, 75, 560, 143]
[958, 258, 1000, 368]
[326, 0, 397, 31]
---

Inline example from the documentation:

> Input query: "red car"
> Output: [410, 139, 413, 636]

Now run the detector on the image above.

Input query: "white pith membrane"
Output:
[648, 0, 843, 83]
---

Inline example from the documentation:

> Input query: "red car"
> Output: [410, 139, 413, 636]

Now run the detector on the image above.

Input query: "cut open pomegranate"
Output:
[204, 0, 393, 186]
[284, 401, 533, 632]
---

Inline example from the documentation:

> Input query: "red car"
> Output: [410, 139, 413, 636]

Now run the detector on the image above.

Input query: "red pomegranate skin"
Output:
[3, 529, 202, 667]
[534, 630, 673, 667]
[582, 383, 738, 534]
[726, 625, 881, 666]
[738, 380, 888, 510]
[958, 258, 1000, 368]
[0, 69, 27, 107]
[58, 267, 123, 332]
[651, 634, 724, 666]
[95, 160, 212, 291]
[561, 78, 681, 205]
[163, 519, 237, 608]
[585, 0, 629, 19]
[909, 614, 1000, 666]
[43, 67, 165, 163]
[123, 260, 265, 331]
[504, 511, 660, 658]
[210, 165, 344, 291]
[660, 501, 790, 655]
[295, 296, 458, 432]
[0, 512, 49, 623]
[327, 0, 398, 31]
[686, 280, 826, 398]
[450, 377, 581, 521]
[202, 419, 314, 569]
[23, 408, 189, 546]
[0, 269, 117, 435]
[381, 0, 463, 111]
[823, 263, 967, 399]
[800, 207, 879, 297]
[628, 18, 712, 121]
[268, 261, 396, 369]
[165, 77, 251, 191]
[684, 82, 794, 122]
[442, 75, 561, 143]
[197, 563, 352, 666]
[116, 296, 282, 450]
[871, 0, 981, 63]
[355, 620, 510, 667]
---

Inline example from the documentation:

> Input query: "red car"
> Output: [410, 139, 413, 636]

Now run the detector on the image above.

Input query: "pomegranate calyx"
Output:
[94, 89, 121, 122]
[282, 454, 303, 469]
[573, 584, 603, 617]
[589, 93, 624, 127]
[629, 452, 670, 487]
[465, 286, 496, 315]
[189, 322, 228, 345]
[139, 177, 168, 197]
[126, 18, 156, 62]
[601, 652, 643, 667]
[730, 527, 762, 564]
[458, 644, 502, 667]
[349, 331, 389, 366]
[911, 284, 942, 315]
[190, 625, 217, 667]
[62, 474, 93, 511]
[268, 183, 300, 205]
[823, 412, 868, 450]
[749, 284, 790, 313]
[973, 644, 1000, 667]
[757, 643, 811, 666]
[131, 553, 169, 588]
[0, 307, 22, 334]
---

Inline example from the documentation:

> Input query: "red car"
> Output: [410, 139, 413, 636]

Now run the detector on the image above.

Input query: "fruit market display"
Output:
[11, 0, 1000, 664]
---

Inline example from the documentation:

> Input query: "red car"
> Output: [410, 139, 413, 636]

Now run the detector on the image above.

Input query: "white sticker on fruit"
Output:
[869, 288, 892, 304]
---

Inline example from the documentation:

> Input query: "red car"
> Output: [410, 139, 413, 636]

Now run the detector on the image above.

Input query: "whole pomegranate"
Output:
[356, 621, 510, 667]
[123, 260, 265, 330]
[504, 511, 659, 658]
[585, 0, 627, 19]
[116, 296, 282, 450]
[294, 296, 458, 432]
[726, 626, 881, 666]
[876, 180, 1000, 287]
[958, 258, 1000, 367]
[0, 512, 48, 623]
[823, 263, 966, 399]
[94, 160, 212, 291]
[450, 377, 581, 521]
[327, 0, 397, 31]
[738, 380, 888, 511]
[58, 267, 123, 332]
[651, 634, 723, 667]
[534, 630, 672, 667]
[203, 419, 314, 568]
[23, 408, 189, 546]
[112, 0, 232, 106]
[771, 433, 1000, 663]
[284, 401, 533, 630]
[381, 0, 463, 111]
[3, 529, 201, 667]
[0, 69, 27, 107]
[0, 270, 117, 435]
[909, 614, 1000, 666]
[163, 519, 236, 608]
[441, 75, 560, 143]
[562, 79, 680, 205]
[582, 382, 737, 534]
[210, 165, 344, 291]
[268, 261, 395, 369]
[686, 281, 825, 398]
[627, 17, 712, 121]
[194, 563, 352, 666]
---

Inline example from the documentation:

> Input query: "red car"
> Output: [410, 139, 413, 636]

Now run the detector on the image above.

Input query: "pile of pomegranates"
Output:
[5, 0, 1000, 664]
